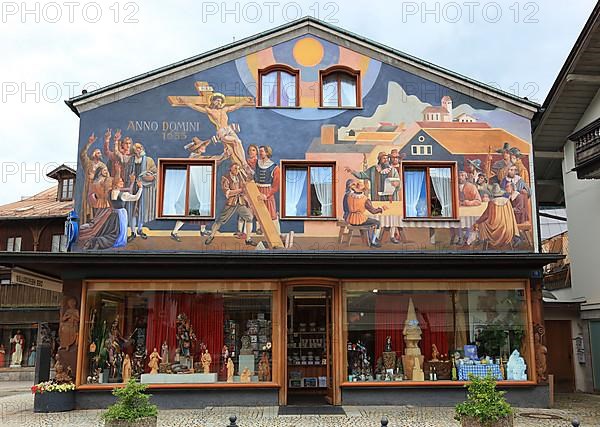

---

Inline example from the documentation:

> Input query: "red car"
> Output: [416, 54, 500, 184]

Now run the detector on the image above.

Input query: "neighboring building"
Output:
[533, 2, 600, 393]
[0, 17, 557, 407]
[0, 165, 74, 379]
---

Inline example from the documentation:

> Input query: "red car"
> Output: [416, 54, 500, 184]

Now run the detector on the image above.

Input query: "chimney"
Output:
[321, 125, 336, 145]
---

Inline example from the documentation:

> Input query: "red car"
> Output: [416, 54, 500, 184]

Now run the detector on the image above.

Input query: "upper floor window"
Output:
[6, 237, 22, 252]
[258, 65, 299, 107]
[411, 145, 433, 156]
[51, 234, 68, 252]
[60, 178, 74, 201]
[158, 160, 216, 219]
[282, 162, 336, 219]
[320, 66, 361, 108]
[403, 163, 457, 219]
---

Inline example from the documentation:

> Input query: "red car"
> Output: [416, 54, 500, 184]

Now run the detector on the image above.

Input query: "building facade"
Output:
[0, 166, 74, 380]
[1, 18, 557, 407]
[533, 2, 600, 394]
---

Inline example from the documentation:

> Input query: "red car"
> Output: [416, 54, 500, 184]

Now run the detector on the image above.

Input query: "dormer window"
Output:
[320, 66, 361, 108]
[60, 177, 74, 201]
[258, 65, 299, 107]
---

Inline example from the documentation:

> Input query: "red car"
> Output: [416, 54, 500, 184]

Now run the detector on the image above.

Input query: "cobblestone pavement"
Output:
[1, 392, 598, 426]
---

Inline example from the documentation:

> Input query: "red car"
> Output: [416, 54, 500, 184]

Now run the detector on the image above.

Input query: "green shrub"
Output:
[455, 374, 512, 425]
[102, 379, 158, 422]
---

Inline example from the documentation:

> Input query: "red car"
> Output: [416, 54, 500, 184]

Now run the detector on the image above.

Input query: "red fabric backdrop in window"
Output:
[375, 293, 451, 362]
[146, 292, 224, 371]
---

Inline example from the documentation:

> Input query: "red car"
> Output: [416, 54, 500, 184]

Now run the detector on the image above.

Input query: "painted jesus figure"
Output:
[177, 93, 254, 175]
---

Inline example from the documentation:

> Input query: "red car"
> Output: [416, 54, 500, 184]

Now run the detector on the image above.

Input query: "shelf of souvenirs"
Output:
[288, 363, 327, 367]
[341, 380, 536, 387]
[77, 381, 281, 390]
[288, 331, 327, 335]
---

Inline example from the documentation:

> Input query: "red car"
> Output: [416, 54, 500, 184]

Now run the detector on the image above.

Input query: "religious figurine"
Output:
[201, 349, 212, 374]
[402, 298, 424, 380]
[506, 349, 527, 381]
[176, 314, 196, 366]
[0, 344, 5, 367]
[58, 297, 80, 351]
[430, 344, 440, 362]
[122, 354, 132, 382]
[240, 335, 253, 355]
[27, 345, 36, 366]
[10, 330, 25, 367]
[534, 324, 548, 382]
[240, 367, 252, 383]
[54, 356, 73, 384]
[148, 348, 162, 374]
[384, 336, 393, 352]
[226, 357, 234, 383]
[161, 341, 169, 365]
[412, 356, 425, 382]
[258, 352, 271, 381]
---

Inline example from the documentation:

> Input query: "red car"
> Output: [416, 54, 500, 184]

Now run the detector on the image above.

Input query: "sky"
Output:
[0, 0, 596, 205]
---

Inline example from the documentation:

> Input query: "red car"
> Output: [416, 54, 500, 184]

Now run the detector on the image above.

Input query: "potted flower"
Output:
[455, 374, 513, 427]
[103, 379, 158, 427]
[31, 381, 76, 412]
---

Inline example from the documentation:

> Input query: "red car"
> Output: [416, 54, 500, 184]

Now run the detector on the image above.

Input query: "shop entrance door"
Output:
[285, 286, 334, 405]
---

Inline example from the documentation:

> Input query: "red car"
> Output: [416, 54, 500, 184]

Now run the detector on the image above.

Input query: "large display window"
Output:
[80, 281, 276, 386]
[344, 281, 533, 384]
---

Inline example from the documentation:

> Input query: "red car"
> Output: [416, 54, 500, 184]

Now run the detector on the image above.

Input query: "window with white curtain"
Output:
[51, 234, 68, 252]
[403, 164, 456, 218]
[6, 237, 22, 252]
[320, 68, 360, 108]
[282, 163, 335, 218]
[258, 66, 299, 107]
[159, 161, 215, 218]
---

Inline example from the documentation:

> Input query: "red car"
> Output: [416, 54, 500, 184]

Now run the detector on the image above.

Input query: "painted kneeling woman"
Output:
[78, 176, 142, 249]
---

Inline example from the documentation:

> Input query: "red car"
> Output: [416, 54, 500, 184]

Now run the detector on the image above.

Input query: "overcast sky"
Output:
[0, 0, 596, 205]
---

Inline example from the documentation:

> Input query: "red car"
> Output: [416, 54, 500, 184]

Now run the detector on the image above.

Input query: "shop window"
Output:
[345, 282, 531, 383]
[158, 160, 215, 219]
[51, 234, 68, 252]
[6, 237, 22, 252]
[83, 284, 274, 385]
[258, 65, 299, 107]
[320, 66, 361, 108]
[403, 163, 456, 219]
[60, 178, 74, 201]
[282, 162, 336, 219]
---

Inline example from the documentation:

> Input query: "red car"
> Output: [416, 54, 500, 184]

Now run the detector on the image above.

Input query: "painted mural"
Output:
[73, 35, 534, 252]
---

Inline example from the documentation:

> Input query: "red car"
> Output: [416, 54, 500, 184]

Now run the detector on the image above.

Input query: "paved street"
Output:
[1, 388, 599, 427]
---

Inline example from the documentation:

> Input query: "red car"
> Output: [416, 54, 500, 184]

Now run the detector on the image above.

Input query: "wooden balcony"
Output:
[572, 117, 600, 178]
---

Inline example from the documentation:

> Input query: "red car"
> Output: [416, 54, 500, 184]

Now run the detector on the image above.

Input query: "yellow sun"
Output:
[293, 37, 324, 67]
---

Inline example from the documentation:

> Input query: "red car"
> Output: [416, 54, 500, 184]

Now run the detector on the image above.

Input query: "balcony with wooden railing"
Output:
[571, 117, 600, 178]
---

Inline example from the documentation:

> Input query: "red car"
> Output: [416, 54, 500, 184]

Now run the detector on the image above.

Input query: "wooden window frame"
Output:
[319, 66, 362, 109]
[51, 234, 68, 253]
[60, 177, 74, 201]
[157, 158, 217, 220]
[6, 236, 22, 252]
[281, 161, 337, 220]
[401, 161, 459, 220]
[257, 64, 300, 108]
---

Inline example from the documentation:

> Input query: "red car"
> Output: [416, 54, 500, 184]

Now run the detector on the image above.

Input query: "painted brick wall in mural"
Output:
[74, 35, 534, 252]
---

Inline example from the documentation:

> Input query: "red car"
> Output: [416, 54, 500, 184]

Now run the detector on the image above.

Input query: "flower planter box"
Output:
[33, 390, 75, 413]
[104, 416, 158, 427]
[460, 415, 514, 427]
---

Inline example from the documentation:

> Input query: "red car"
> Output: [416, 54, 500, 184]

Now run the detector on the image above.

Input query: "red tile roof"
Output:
[0, 186, 72, 219]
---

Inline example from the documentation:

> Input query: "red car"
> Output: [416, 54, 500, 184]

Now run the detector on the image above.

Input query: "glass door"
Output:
[286, 286, 332, 405]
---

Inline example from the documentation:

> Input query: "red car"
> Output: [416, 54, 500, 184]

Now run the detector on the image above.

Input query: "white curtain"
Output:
[280, 71, 296, 107]
[285, 168, 307, 216]
[189, 165, 213, 216]
[404, 170, 426, 217]
[310, 166, 333, 217]
[162, 168, 187, 215]
[322, 74, 338, 107]
[340, 74, 357, 106]
[261, 72, 277, 106]
[430, 167, 453, 217]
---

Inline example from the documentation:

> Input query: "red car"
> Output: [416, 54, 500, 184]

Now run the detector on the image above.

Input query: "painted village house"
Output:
[0, 165, 74, 381]
[0, 18, 560, 408]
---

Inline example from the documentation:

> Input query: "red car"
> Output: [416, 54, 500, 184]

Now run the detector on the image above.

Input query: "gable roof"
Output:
[0, 186, 73, 220]
[423, 128, 530, 155]
[66, 17, 539, 118]
[532, 1, 600, 205]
